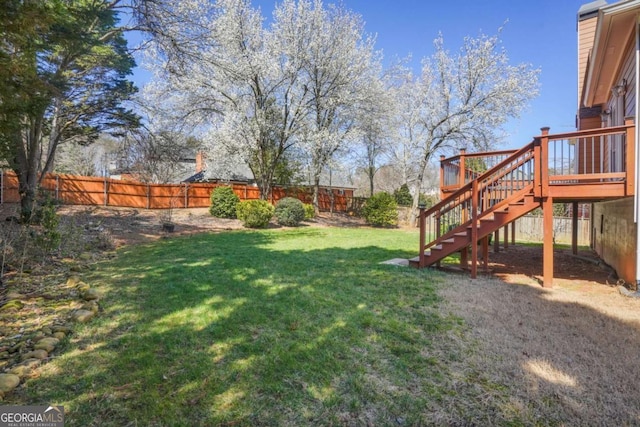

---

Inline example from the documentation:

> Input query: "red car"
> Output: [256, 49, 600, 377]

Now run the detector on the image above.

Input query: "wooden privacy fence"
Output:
[0, 170, 353, 212]
[515, 215, 591, 246]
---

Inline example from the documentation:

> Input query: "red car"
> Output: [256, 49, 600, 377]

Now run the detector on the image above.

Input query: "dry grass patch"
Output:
[435, 274, 640, 425]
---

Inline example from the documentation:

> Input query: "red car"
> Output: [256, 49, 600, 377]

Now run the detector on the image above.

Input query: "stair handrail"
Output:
[419, 141, 536, 265]
[421, 141, 536, 220]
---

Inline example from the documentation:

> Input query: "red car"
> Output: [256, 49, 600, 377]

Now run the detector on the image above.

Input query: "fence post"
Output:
[103, 176, 108, 206]
[184, 183, 188, 208]
[55, 175, 60, 201]
[147, 183, 151, 209]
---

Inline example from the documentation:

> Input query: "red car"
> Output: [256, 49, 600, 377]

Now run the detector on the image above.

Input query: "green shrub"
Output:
[34, 199, 61, 253]
[274, 197, 305, 226]
[361, 192, 398, 227]
[419, 193, 439, 209]
[303, 203, 316, 220]
[236, 200, 274, 228]
[209, 186, 240, 219]
[394, 184, 413, 206]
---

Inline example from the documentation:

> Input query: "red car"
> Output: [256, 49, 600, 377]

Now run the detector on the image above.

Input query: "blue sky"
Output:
[130, 0, 591, 150]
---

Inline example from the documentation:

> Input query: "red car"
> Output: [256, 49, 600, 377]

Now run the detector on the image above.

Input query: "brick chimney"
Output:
[195, 151, 206, 174]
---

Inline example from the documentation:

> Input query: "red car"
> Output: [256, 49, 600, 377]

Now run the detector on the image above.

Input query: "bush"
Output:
[361, 192, 398, 227]
[303, 203, 316, 220]
[236, 200, 274, 228]
[394, 184, 413, 206]
[209, 186, 240, 219]
[274, 197, 305, 226]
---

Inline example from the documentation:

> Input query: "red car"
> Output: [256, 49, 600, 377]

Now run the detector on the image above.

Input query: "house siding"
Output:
[578, 15, 598, 107]
[592, 197, 637, 283]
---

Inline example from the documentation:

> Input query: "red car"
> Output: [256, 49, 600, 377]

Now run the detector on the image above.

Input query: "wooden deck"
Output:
[413, 121, 636, 287]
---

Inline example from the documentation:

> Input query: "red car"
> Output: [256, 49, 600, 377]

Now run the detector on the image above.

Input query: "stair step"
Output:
[454, 232, 468, 237]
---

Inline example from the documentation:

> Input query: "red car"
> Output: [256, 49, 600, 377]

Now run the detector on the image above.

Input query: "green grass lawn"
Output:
[15, 227, 482, 425]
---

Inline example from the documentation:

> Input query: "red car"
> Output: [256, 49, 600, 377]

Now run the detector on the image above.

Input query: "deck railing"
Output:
[439, 122, 635, 195]
[546, 125, 630, 185]
[440, 149, 518, 195]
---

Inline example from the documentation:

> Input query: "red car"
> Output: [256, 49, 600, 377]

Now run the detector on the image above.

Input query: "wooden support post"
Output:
[482, 236, 489, 272]
[625, 117, 635, 195]
[572, 201, 579, 255]
[503, 225, 509, 250]
[439, 155, 446, 200]
[511, 221, 516, 245]
[460, 248, 468, 269]
[435, 213, 441, 268]
[493, 230, 499, 253]
[533, 140, 542, 198]
[458, 149, 466, 187]
[543, 196, 554, 287]
[540, 127, 550, 198]
[471, 181, 478, 279]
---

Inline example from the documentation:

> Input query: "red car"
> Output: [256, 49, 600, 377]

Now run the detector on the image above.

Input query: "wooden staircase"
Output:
[408, 185, 538, 268]
[409, 141, 538, 272]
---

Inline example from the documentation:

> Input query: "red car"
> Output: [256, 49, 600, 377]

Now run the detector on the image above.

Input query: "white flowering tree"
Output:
[284, 0, 380, 210]
[399, 32, 540, 225]
[352, 72, 396, 197]
[141, 0, 311, 199]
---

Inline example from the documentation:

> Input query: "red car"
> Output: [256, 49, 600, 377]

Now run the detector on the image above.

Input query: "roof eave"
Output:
[583, 0, 640, 107]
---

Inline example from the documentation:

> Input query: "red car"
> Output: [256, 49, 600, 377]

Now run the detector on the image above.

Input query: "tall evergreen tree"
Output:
[0, 0, 138, 220]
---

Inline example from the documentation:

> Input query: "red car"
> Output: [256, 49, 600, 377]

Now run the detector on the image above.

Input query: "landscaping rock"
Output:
[42, 326, 52, 335]
[0, 374, 20, 394]
[83, 301, 99, 314]
[0, 352, 9, 360]
[52, 325, 72, 334]
[76, 282, 90, 292]
[66, 276, 81, 286]
[82, 288, 100, 301]
[73, 310, 95, 323]
[9, 342, 25, 353]
[52, 332, 66, 340]
[8, 365, 31, 378]
[6, 291, 23, 300]
[32, 331, 45, 342]
[0, 300, 24, 312]
[18, 359, 41, 370]
[22, 350, 48, 360]
[34, 337, 59, 353]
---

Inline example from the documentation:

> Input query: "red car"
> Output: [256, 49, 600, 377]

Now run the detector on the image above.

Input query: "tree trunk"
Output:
[368, 166, 375, 197]
[409, 153, 431, 227]
[312, 175, 321, 214]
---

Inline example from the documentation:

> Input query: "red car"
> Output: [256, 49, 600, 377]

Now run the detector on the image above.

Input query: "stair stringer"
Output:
[409, 186, 538, 268]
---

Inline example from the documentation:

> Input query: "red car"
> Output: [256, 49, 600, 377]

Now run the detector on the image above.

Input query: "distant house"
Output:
[412, 0, 640, 288]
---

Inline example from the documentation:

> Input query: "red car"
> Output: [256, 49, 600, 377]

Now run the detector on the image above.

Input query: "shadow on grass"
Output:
[11, 229, 455, 426]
